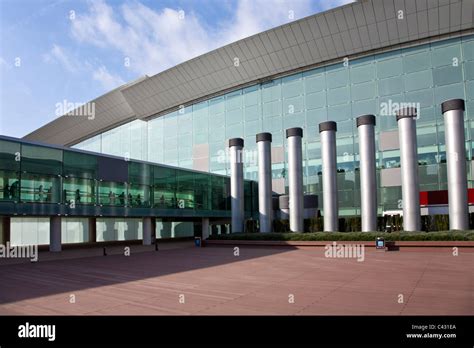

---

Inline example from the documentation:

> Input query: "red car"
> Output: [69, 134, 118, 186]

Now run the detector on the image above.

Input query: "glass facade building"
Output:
[73, 35, 474, 217]
[0, 136, 257, 245]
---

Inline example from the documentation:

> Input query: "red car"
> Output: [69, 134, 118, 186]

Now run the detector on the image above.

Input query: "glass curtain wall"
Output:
[72, 35, 474, 215]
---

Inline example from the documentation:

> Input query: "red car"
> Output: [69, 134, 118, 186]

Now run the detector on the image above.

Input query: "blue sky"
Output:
[0, 0, 352, 138]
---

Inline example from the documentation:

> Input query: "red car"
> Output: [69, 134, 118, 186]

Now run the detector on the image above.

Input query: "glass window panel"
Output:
[351, 81, 375, 101]
[0, 169, 20, 201]
[192, 102, 209, 130]
[465, 80, 474, 100]
[337, 119, 353, 137]
[153, 167, 176, 208]
[164, 136, 178, 150]
[463, 39, 474, 61]
[244, 119, 261, 137]
[61, 218, 89, 244]
[327, 86, 350, 106]
[352, 99, 377, 118]
[176, 170, 194, 209]
[243, 85, 260, 106]
[163, 113, 178, 136]
[283, 96, 303, 114]
[130, 120, 147, 161]
[350, 63, 375, 84]
[63, 151, 97, 179]
[102, 122, 130, 158]
[405, 89, 434, 108]
[164, 149, 178, 163]
[282, 75, 303, 98]
[327, 104, 350, 122]
[193, 131, 208, 145]
[178, 134, 192, 148]
[376, 57, 402, 78]
[261, 80, 281, 103]
[244, 104, 261, 121]
[381, 187, 402, 210]
[378, 76, 403, 96]
[0, 139, 21, 171]
[177, 112, 192, 135]
[305, 90, 326, 110]
[417, 106, 436, 125]
[226, 108, 243, 125]
[10, 217, 49, 246]
[209, 96, 225, 114]
[271, 130, 284, 147]
[226, 90, 242, 110]
[431, 43, 461, 67]
[304, 71, 326, 93]
[96, 218, 143, 242]
[209, 112, 225, 128]
[21, 173, 61, 203]
[434, 83, 464, 105]
[194, 172, 210, 210]
[306, 108, 327, 127]
[226, 123, 244, 139]
[326, 67, 349, 89]
[433, 65, 463, 86]
[73, 134, 101, 153]
[283, 111, 304, 129]
[262, 100, 282, 117]
[21, 144, 62, 175]
[404, 70, 433, 91]
[211, 175, 227, 211]
[403, 51, 431, 73]
[262, 115, 282, 133]
[97, 181, 126, 206]
[178, 146, 192, 161]
[63, 177, 95, 205]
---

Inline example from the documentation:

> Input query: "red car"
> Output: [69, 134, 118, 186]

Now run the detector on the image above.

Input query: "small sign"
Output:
[194, 237, 201, 247]
[376, 237, 385, 249]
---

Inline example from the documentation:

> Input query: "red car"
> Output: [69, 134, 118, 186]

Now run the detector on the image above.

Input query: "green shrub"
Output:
[208, 230, 474, 241]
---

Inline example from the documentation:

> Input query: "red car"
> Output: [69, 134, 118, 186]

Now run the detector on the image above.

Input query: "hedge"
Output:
[208, 231, 474, 241]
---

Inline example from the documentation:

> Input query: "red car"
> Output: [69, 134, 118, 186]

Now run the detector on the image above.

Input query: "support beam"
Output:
[49, 216, 62, 252]
[357, 115, 377, 232]
[442, 99, 469, 230]
[396, 107, 421, 231]
[286, 128, 304, 232]
[256, 132, 273, 233]
[88, 217, 96, 243]
[143, 217, 152, 245]
[229, 138, 244, 233]
[202, 218, 210, 240]
[319, 121, 338, 232]
[1, 217, 10, 245]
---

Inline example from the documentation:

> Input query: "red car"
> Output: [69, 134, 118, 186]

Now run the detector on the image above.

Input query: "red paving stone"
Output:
[0, 245, 472, 315]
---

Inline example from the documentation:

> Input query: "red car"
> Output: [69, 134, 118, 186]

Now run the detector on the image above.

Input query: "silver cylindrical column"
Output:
[442, 99, 469, 230]
[229, 138, 244, 233]
[357, 115, 377, 232]
[396, 108, 421, 231]
[257, 132, 273, 233]
[286, 128, 304, 232]
[319, 121, 338, 232]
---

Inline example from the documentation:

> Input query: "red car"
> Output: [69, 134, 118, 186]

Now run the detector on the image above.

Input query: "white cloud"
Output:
[0, 56, 11, 69]
[42, 44, 80, 73]
[69, 0, 356, 84]
[92, 65, 125, 90]
[219, 0, 313, 45]
[70, 0, 344, 77]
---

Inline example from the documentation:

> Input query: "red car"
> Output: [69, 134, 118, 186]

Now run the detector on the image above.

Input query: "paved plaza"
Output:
[0, 244, 472, 315]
